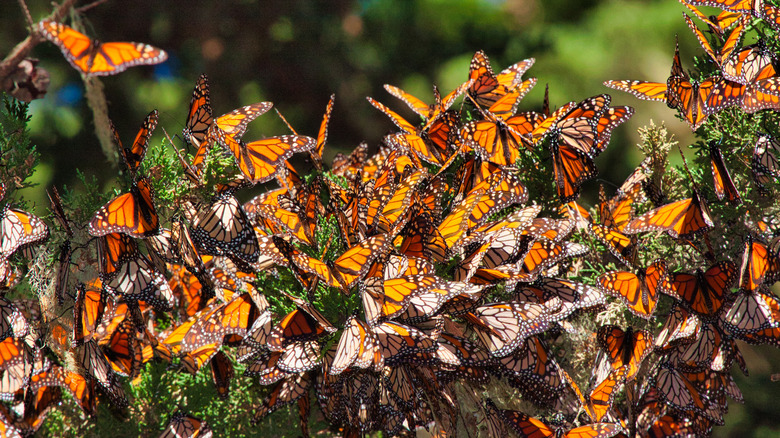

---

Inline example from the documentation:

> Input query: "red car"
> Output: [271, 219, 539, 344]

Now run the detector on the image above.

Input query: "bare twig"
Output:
[0, 0, 78, 83]
[17, 0, 34, 27]
[74, 0, 108, 14]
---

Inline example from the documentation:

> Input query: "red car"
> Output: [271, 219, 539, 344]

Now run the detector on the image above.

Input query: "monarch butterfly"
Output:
[597, 325, 654, 379]
[519, 278, 608, 318]
[183, 74, 214, 151]
[668, 321, 733, 373]
[591, 181, 643, 266]
[276, 340, 321, 374]
[467, 51, 536, 109]
[379, 274, 439, 319]
[330, 317, 382, 375]
[459, 109, 539, 166]
[684, 13, 745, 66]
[170, 220, 212, 286]
[544, 95, 633, 202]
[685, 0, 780, 32]
[88, 177, 159, 238]
[668, 41, 741, 130]
[332, 142, 369, 178]
[266, 306, 335, 352]
[723, 41, 778, 85]
[182, 293, 259, 351]
[623, 191, 714, 239]
[101, 252, 174, 312]
[398, 211, 447, 263]
[653, 362, 708, 416]
[375, 168, 426, 234]
[243, 350, 288, 384]
[206, 102, 273, 146]
[606, 42, 737, 130]
[28, 365, 97, 416]
[724, 289, 780, 342]
[752, 133, 780, 191]
[494, 336, 563, 406]
[331, 233, 392, 291]
[96, 232, 138, 279]
[668, 260, 736, 318]
[396, 276, 484, 323]
[221, 132, 317, 184]
[103, 318, 142, 378]
[180, 343, 220, 374]
[372, 321, 436, 364]
[468, 302, 552, 357]
[437, 186, 498, 251]
[192, 101, 272, 169]
[73, 282, 106, 347]
[0, 204, 49, 260]
[709, 142, 742, 204]
[0, 297, 27, 343]
[738, 236, 780, 292]
[369, 94, 459, 166]
[384, 80, 471, 128]
[680, 1, 743, 36]
[604, 79, 667, 102]
[253, 197, 315, 246]
[456, 228, 529, 281]
[159, 411, 213, 438]
[111, 109, 158, 176]
[209, 350, 234, 400]
[191, 192, 259, 268]
[598, 259, 670, 318]
[455, 208, 542, 262]
[168, 265, 210, 317]
[80, 340, 128, 407]
[592, 224, 638, 268]
[250, 373, 311, 425]
[560, 368, 627, 423]
[37, 20, 168, 76]
[0, 337, 33, 397]
[486, 398, 622, 438]
[655, 303, 701, 351]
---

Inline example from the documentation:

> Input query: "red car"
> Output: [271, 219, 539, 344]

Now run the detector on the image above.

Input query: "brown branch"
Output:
[17, 0, 33, 27]
[0, 0, 79, 84]
[74, 0, 108, 14]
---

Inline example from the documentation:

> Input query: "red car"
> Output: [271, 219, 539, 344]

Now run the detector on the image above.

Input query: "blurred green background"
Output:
[2, 0, 779, 436]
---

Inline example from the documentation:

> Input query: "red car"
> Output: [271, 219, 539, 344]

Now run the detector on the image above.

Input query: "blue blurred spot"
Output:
[155, 53, 177, 78]
[57, 83, 83, 106]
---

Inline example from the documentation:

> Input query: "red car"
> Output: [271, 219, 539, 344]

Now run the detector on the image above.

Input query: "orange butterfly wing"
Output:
[88, 178, 159, 238]
[603, 80, 667, 102]
[38, 20, 167, 76]
[623, 193, 713, 239]
[709, 142, 742, 204]
[236, 135, 316, 184]
[184, 74, 213, 152]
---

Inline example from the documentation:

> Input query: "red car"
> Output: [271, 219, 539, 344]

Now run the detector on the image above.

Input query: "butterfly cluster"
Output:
[606, 1, 780, 131]
[1, 3, 780, 437]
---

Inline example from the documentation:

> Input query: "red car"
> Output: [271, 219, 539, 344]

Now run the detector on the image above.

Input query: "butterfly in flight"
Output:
[37, 20, 167, 76]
